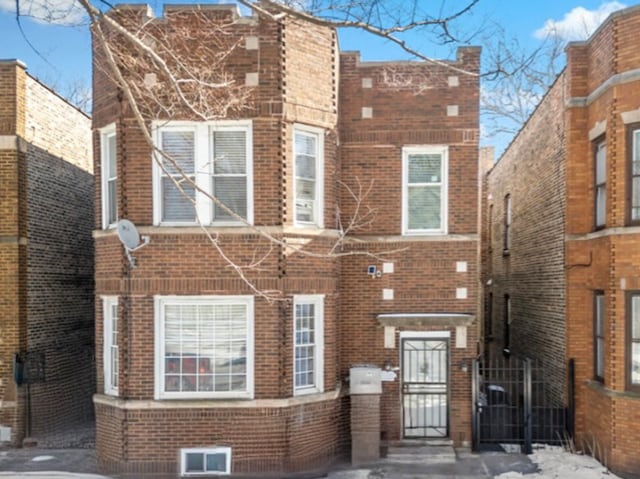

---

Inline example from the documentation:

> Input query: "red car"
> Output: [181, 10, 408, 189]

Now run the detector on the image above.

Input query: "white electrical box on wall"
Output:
[350, 366, 382, 394]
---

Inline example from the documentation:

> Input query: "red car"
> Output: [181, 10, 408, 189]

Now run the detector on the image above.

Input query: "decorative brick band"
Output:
[94, 387, 343, 410]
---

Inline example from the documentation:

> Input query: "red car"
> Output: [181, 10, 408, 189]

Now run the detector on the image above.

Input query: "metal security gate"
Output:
[401, 338, 448, 438]
[472, 356, 572, 453]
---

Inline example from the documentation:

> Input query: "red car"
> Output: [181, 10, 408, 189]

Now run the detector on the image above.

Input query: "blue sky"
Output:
[0, 0, 629, 152]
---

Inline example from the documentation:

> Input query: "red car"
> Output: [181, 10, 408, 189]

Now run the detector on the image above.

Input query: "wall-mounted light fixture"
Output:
[459, 360, 469, 373]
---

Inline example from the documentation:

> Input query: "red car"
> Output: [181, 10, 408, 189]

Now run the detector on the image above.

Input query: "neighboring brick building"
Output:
[0, 60, 94, 446]
[92, 5, 480, 477]
[483, 5, 640, 476]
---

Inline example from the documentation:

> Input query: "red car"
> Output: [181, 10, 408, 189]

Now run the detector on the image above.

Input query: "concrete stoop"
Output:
[384, 445, 457, 465]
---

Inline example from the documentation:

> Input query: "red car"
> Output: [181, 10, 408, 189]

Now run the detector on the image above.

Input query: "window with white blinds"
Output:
[402, 145, 448, 234]
[154, 296, 254, 400]
[153, 121, 253, 226]
[103, 296, 118, 396]
[293, 125, 324, 227]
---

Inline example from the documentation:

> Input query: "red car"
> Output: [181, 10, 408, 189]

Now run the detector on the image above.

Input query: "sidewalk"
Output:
[325, 446, 537, 479]
[0, 445, 537, 479]
[0, 448, 105, 478]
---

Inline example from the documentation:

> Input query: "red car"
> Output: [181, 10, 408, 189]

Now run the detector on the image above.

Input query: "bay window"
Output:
[154, 296, 254, 399]
[153, 121, 253, 226]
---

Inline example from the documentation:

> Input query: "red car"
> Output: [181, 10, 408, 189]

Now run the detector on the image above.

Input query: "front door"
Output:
[401, 338, 449, 438]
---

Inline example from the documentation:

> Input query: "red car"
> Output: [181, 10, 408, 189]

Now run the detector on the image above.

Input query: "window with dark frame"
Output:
[626, 292, 640, 391]
[595, 139, 606, 229]
[488, 204, 494, 252]
[504, 195, 511, 252]
[626, 124, 640, 225]
[503, 294, 510, 357]
[594, 291, 605, 382]
[485, 292, 493, 340]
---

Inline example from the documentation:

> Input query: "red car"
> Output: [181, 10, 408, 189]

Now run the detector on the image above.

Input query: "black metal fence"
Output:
[472, 356, 572, 453]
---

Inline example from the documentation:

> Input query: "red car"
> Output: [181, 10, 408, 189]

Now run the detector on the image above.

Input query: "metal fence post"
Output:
[472, 359, 480, 451]
[568, 358, 575, 439]
[523, 358, 532, 454]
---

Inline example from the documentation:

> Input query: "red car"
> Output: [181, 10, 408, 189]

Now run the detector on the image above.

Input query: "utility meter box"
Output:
[350, 366, 382, 394]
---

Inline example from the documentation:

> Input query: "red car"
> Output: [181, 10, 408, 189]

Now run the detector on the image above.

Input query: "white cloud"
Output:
[0, 0, 87, 26]
[534, 1, 626, 41]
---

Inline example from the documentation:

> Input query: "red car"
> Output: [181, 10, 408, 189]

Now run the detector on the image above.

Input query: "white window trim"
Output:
[152, 120, 253, 227]
[401, 145, 449, 235]
[154, 295, 254, 400]
[293, 124, 324, 228]
[399, 331, 451, 339]
[293, 294, 324, 396]
[102, 296, 118, 396]
[180, 447, 231, 476]
[100, 123, 117, 229]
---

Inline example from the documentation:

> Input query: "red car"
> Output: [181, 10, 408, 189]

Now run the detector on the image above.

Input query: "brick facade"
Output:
[483, 74, 567, 403]
[0, 60, 94, 445]
[484, 5, 640, 477]
[93, 5, 480, 477]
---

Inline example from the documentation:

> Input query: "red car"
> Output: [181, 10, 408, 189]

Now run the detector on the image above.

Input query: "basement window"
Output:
[181, 447, 231, 476]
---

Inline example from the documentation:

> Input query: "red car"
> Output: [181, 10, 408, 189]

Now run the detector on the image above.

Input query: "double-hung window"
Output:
[294, 125, 324, 227]
[595, 139, 606, 229]
[293, 295, 324, 395]
[154, 296, 254, 399]
[153, 121, 253, 226]
[626, 292, 640, 391]
[158, 126, 197, 222]
[100, 124, 117, 229]
[627, 124, 640, 224]
[402, 145, 448, 235]
[103, 296, 118, 396]
[594, 291, 605, 382]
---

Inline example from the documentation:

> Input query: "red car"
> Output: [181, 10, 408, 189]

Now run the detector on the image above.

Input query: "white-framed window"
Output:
[293, 295, 324, 395]
[152, 121, 253, 226]
[103, 296, 118, 396]
[100, 123, 117, 229]
[293, 124, 324, 227]
[180, 447, 231, 476]
[402, 145, 448, 235]
[154, 296, 254, 400]
[504, 194, 511, 252]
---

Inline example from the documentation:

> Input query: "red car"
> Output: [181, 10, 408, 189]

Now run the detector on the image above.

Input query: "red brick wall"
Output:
[96, 396, 349, 477]
[564, 8, 640, 477]
[484, 74, 567, 403]
[487, 5, 640, 476]
[0, 61, 94, 444]
[338, 47, 480, 447]
[92, 4, 480, 475]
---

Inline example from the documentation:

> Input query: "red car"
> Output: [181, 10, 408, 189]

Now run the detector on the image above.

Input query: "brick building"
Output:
[483, 5, 640, 476]
[92, 5, 480, 477]
[0, 60, 94, 445]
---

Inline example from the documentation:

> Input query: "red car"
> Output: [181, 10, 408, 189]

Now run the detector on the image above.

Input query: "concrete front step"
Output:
[384, 445, 457, 465]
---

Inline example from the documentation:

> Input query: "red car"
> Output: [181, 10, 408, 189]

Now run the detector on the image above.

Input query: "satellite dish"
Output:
[117, 219, 141, 250]
[116, 219, 150, 268]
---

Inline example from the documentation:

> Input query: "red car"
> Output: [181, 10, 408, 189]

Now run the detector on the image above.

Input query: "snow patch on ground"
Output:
[495, 445, 620, 479]
[30, 456, 55, 462]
